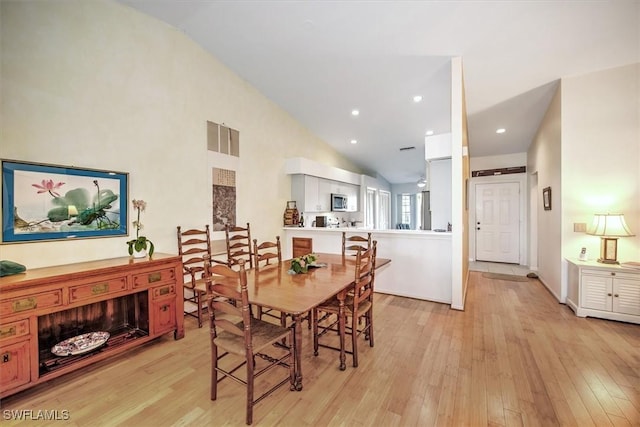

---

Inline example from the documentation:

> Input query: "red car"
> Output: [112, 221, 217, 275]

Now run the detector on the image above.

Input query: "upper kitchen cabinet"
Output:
[343, 182, 359, 211]
[292, 174, 325, 212]
[286, 158, 362, 213]
[291, 175, 359, 212]
[320, 178, 359, 212]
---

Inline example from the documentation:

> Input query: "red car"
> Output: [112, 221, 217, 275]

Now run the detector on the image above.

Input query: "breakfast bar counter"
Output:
[282, 227, 452, 304]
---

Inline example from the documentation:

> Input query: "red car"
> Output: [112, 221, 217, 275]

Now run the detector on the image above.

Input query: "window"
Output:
[415, 192, 422, 230]
[401, 193, 411, 225]
[378, 190, 390, 229]
[365, 188, 376, 229]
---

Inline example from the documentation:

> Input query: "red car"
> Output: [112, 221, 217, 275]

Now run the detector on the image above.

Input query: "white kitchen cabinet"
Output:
[317, 178, 332, 211]
[344, 183, 359, 212]
[291, 174, 358, 213]
[292, 174, 322, 212]
[324, 179, 358, 212]
[567, 259, 640, 324]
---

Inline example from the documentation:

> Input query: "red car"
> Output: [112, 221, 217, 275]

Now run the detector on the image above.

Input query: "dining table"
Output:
[243, 252, 390, 391]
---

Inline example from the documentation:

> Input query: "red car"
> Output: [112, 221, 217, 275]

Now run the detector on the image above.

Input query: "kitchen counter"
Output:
[281, 227, 452, 304]
[283, 226, 451, 235]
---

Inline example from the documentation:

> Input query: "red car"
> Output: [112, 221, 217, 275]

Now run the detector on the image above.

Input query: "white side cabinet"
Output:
[567, 259, 640, 324]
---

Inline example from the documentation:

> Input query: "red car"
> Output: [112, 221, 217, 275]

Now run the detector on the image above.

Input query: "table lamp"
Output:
[587, 213, 635, 264]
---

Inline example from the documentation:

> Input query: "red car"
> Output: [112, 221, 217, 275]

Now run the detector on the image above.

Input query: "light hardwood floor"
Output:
[2, 272, 639, 426]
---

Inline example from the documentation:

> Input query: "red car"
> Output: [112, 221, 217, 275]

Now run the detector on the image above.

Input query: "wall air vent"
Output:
[399, 146, 416, 151]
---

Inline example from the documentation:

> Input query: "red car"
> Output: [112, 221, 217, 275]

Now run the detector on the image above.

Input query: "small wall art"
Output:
[543, 186, 552, 211]
[211, 167, 236, 231]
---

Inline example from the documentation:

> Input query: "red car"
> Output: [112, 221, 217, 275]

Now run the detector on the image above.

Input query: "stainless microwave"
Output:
[331, 193, 348, 211]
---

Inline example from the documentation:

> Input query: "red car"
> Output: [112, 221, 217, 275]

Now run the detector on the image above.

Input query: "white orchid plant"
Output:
[126, 199, 154, 257]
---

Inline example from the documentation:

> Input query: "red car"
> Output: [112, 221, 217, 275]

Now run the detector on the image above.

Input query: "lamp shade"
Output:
[587, 214, 635, 237]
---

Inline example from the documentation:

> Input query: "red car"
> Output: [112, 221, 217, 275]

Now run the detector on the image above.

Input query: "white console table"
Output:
[566, 259, 640, 324]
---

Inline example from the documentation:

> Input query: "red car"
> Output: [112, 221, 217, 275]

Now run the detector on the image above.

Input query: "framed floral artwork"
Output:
[2, 159, 128, 243]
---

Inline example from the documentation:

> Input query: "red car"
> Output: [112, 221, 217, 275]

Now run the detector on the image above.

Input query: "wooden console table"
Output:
[0, 253, 184, 398]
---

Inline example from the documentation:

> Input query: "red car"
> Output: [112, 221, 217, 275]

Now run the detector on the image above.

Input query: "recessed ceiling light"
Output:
[351, 109, 359, 116]
[426, 130, 434, 136]
[496, 128, 506, 134]
[413, 95, 423, 103]
[350, 139, 358, 144]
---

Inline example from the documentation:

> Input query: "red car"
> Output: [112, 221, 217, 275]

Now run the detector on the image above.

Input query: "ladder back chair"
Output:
[176, 225, 211, 328]
[292, 237, 313, 258]
[342, 231, 372, 256]
[253, 236, 282, 271]
[225, 223, 253, 269]
[205, 256, 295, 425]
[313, 240, 377, 369]
[252, 236, 285, 323]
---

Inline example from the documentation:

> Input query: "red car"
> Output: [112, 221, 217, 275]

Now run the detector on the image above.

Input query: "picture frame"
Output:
[543, 186, 552, 211]
[2, 160, 128, 243]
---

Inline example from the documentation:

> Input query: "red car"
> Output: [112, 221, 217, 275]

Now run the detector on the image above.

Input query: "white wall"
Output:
[470, 153, 527, 172]
[561, 63, 640, 264]
[0, 0, 362, 268]
[450, 56, 467, 311]
[528, 63, 640, 304]
[429, 159, 452, 231]
[528, 83, 563, 301]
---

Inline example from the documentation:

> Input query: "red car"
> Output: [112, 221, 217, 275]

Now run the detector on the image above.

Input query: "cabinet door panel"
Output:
[317, 178, 331, 212]
[152, 299, 176, 335]
[581, 275, 612, 311]
[613, 279, 640, 316]
[0, 339, 30, 393]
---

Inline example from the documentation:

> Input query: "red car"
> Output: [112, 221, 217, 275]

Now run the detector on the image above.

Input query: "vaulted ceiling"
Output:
[121, 1, 639, 183]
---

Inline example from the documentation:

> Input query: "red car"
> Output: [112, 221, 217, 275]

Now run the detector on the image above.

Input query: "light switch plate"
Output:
[574, 222, 587, 232]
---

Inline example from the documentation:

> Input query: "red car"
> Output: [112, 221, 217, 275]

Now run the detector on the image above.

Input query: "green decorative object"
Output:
[0, 260, 27, 277]
[289, 253, 317, 274]
[126, 199, 154, 258]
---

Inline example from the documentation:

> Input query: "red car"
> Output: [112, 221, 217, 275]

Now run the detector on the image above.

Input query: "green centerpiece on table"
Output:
[289, 253, 317, 274]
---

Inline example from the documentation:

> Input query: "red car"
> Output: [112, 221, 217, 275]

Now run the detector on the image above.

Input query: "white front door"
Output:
[475, 182, 520, 263]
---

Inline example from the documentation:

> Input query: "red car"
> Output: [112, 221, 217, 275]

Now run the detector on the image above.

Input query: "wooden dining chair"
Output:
[252, 236, 285, 323]
[225, 223, 253, 269]
[176, 225, 211, 328]
[313, 240, 377, 369]
[342, 231, 372, 256]
[205, 256, 295, 425]
[292, 237, 313, 258]
[253, 236, 282, 271]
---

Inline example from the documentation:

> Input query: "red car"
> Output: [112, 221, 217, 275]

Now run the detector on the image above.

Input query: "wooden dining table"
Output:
[243, 252, 390, 391]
